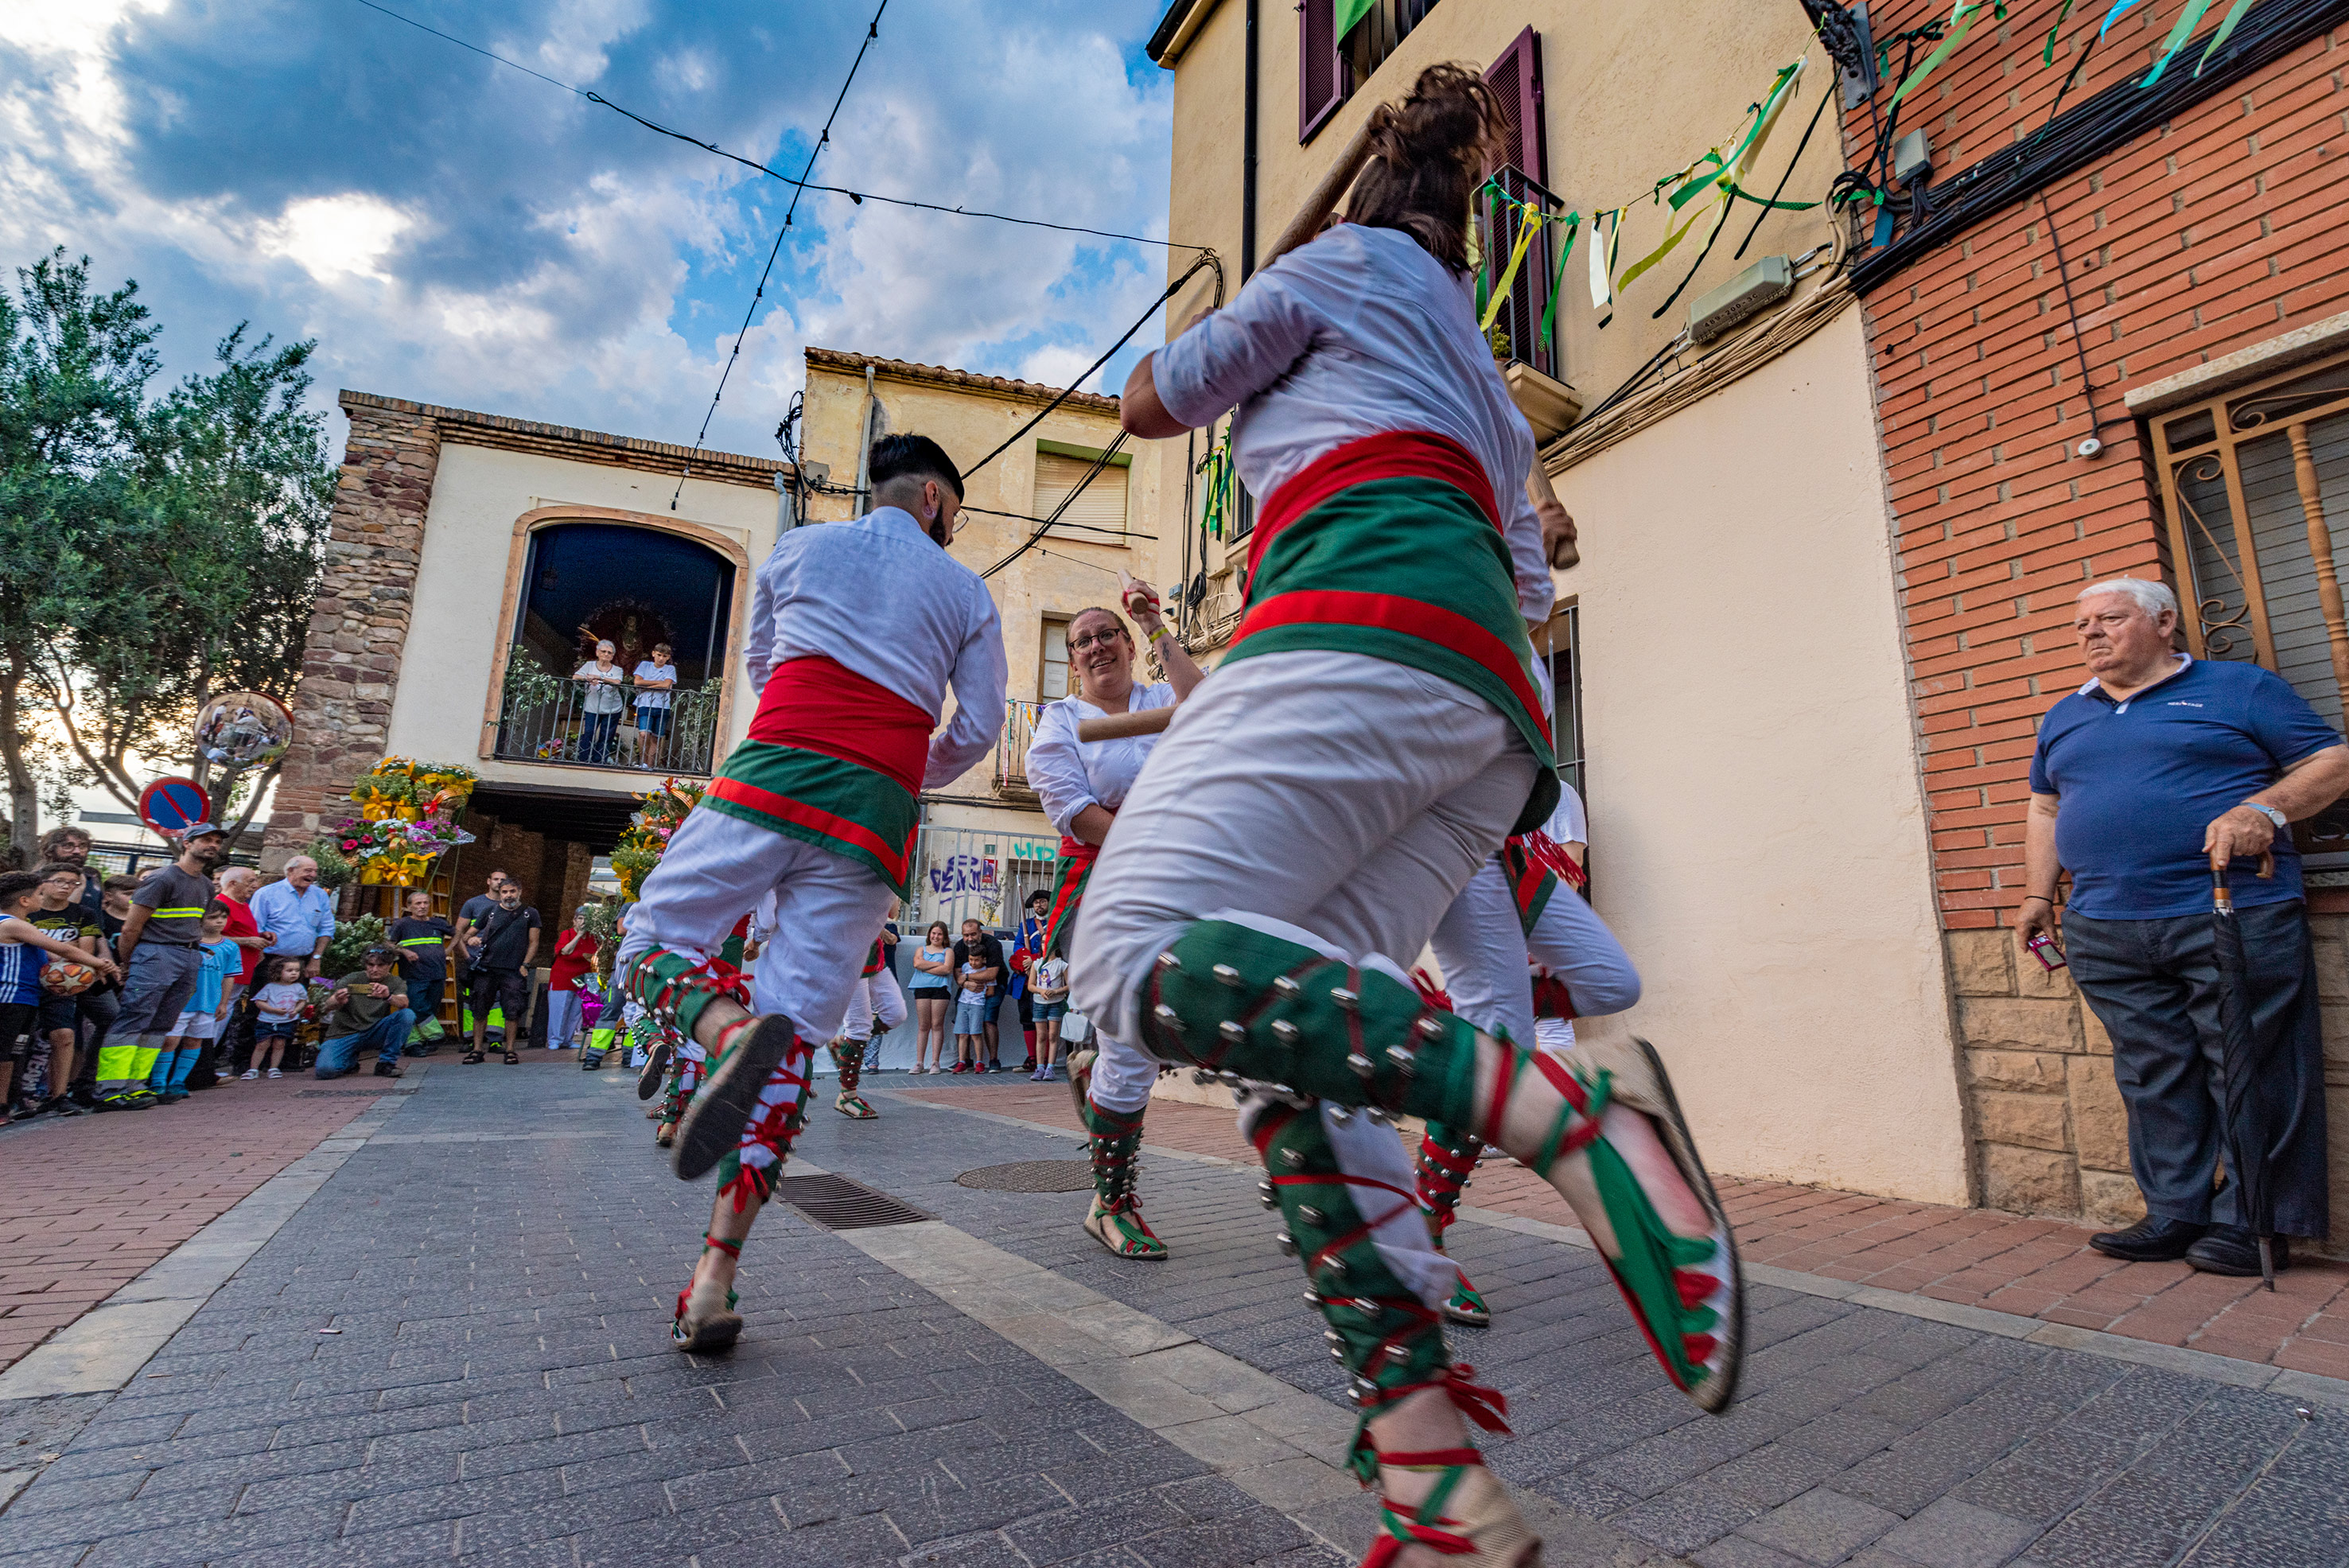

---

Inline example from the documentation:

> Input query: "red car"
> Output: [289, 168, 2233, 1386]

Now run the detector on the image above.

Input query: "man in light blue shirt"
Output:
[250, 855, 336, 980]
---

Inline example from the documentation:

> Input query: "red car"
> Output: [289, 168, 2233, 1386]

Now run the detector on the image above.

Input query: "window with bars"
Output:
[1535, 601, 1585, 803]
[1297, 0, 1443, 141]
[2151, 347, 2349, 877]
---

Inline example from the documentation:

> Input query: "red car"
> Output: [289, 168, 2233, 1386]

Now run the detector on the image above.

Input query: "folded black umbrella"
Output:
[2211, 863, 2280, 1290]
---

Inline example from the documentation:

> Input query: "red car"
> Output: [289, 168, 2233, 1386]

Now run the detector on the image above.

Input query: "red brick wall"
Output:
[1849, 13, 2349, 929]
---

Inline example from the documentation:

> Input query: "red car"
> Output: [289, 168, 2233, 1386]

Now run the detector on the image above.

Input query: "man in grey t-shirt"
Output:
[99, 824, 228, 1108]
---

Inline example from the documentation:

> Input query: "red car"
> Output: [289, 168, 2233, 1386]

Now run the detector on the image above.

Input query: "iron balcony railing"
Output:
[494, 667, 723, 777]
[993, 699, 1049, 800]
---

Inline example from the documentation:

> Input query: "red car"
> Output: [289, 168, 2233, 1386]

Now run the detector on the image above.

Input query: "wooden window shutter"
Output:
[1481, 27, 1546, 186]
[1299, 0, 1344, 142]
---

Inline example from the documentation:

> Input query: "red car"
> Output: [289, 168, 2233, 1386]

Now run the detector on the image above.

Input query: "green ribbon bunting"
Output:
[1891, 2, 2008, 108]
[1536, 216, 1580, 352]
[1335, 0, 1374, 39]
[2142, 0, 2216, 84]
[2042, 0, 2079, 63]
[2195, 0, 2258, 75]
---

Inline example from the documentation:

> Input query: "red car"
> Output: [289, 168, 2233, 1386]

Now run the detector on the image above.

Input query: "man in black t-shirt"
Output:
[464, 881, 539, 1062]
[387, 889, 457, 1053]
[453, 870, 508, 1040]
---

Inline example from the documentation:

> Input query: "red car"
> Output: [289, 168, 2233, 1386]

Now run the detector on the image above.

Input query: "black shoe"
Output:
[2089, 1216, 2208, 1262]
[69, 1089, 97, 1108]
[2186, 1226, 2290, 1277]
[43, 1098, 82, 1118]
[372, 1062, 404, 1079]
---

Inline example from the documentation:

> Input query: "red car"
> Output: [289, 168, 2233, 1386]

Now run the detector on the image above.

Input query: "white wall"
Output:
[1558, 309, 1969, 1204]
[385, 443, 780, 786]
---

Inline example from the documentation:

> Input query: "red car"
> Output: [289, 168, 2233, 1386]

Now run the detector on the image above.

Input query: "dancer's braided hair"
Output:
[1341, 62, 1510, 274]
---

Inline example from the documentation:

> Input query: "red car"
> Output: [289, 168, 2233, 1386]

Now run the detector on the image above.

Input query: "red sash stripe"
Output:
[749, 656, 931, 796]
[706, 774, 913, 882]
[1247, 430, 1501, 594]
[1230, 589, 1554, 749]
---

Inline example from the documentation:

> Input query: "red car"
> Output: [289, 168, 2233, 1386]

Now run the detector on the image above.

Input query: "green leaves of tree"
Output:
[0, 248, 332, 861]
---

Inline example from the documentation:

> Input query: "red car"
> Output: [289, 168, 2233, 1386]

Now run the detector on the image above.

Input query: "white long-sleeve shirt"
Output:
[744, 506, 1008, 789]
[1153, 224, 1553, 625]
[1025, 682, 1179, 838]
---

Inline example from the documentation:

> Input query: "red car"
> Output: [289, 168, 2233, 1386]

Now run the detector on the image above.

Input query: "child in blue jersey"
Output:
[0, 871, 120, 1121]
[150, 905, 239, 1102]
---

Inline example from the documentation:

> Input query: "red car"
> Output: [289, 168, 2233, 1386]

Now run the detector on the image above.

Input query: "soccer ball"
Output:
[41, 961, 99, 997]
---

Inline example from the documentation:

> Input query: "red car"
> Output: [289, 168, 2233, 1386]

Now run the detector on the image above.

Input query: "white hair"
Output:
[217, 866, 259, 889]
[2078, 577, 2179, 619]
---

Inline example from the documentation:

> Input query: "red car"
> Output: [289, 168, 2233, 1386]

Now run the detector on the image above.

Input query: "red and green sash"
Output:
[1043, 835, 1097, 959]
[705, 656, 925, 899]
[861, 938, 885, 978]
[1499, 829, 1587, 936]
[1230, 430, 1559, 834]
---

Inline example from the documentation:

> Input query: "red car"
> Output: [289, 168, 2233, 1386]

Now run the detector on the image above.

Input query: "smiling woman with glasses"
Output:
[1021, 586, 1205, 1260]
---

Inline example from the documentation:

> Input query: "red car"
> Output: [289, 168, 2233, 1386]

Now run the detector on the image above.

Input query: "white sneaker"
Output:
[240, 1068, 259, 1081]
[266, 1068, 282, 1079]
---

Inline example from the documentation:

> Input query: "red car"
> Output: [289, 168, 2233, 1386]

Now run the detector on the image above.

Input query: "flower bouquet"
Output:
[342, 757, 479, 885]
[611, 777, 706, 901]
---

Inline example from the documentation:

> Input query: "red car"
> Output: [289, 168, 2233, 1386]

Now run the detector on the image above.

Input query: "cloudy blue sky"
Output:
[0, 0, 1180, 460]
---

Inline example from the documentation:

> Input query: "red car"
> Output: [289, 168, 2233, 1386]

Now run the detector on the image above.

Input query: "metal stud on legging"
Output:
[1080, 1094, 1165, 1259]
[826, 1037, 876, 1119]
[624, 949, 752, 1047]
[1414, 1122, 1491, 1325]
[1136, 916, 1743, 1413]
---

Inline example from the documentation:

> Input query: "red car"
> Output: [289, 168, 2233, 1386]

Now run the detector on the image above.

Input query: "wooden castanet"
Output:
[1075, 706, 1176, 743]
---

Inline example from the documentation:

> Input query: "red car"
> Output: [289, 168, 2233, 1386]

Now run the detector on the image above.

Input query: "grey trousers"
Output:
[2064, 901, 2330, 1239]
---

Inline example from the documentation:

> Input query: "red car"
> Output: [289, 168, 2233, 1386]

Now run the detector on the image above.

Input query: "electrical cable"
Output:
[960, 251, 1218, 479]
[344, 0, 1203, 255]
[955, 503, 1157, 541]
[671, 1, 887, 511]
[2038, 189, 2109, 452]
[981, 431, 1130, 579]
[1733, 80, 1838, 260]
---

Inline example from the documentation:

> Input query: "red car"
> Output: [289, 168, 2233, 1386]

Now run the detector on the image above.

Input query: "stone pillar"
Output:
[262, 398, 441, 869]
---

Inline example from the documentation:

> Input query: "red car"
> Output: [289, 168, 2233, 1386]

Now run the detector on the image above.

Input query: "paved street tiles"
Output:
[0, 1066, 2341, 1566]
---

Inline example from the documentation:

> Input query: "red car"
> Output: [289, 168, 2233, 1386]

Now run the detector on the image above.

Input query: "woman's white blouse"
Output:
[1025, 681, 1179, 838]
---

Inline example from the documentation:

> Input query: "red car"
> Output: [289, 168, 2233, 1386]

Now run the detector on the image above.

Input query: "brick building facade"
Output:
[1842, 5, 2349, 1224]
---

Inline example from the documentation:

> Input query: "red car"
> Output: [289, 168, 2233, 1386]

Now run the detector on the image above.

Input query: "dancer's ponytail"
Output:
[1340, 63, 1508, 273]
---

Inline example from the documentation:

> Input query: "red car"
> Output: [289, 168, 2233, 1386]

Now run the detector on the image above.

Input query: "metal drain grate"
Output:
[955, 1160, 1094, 1193]
[772, 1173, 931, 1230]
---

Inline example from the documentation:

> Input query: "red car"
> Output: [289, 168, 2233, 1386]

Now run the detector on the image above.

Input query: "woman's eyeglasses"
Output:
[1069, 629, 1126, 652]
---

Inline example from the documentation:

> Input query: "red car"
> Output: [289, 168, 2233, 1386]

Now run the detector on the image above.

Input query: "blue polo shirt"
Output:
[2029, 656, 2341, 919]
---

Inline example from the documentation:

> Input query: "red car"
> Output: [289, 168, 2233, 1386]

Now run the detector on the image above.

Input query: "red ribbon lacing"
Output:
[717, 1037, 812, 1212]
[1361, 1446, 1490, 1565]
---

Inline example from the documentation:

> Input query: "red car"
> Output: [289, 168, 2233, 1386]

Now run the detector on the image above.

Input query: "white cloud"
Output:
[258, 193, 413, 283]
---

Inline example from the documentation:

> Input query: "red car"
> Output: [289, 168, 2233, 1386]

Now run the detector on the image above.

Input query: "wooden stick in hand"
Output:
[1262, 119, 1379, 270]
[1076, 707, 1176, 743]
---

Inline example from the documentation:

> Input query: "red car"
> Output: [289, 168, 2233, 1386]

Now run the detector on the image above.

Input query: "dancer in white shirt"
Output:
[827, 924, 906, 1119]
[1078, 65, 1743, 1566]
[1025, 586, 1206, 1259]
[617, 435, 1006, 1355]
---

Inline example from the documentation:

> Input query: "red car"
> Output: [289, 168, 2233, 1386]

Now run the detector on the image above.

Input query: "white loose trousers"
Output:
[838, 972, 908, 1041]
[1071, 649, 1535, 1309]
[618, 807, 896, 1052]
[1428, 858, 1641, 1051]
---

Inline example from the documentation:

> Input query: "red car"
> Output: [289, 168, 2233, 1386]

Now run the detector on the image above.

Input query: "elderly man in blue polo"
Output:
[2019, 577, 2349, 1276]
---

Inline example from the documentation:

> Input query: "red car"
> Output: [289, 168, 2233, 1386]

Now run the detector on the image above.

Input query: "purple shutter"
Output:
[1299, 0, 1344, 141]
[1483, 29, 1550, 370]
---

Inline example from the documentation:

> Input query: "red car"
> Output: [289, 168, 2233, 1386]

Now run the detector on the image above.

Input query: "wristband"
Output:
[2021, 894, 2055, 905]
[1147, 624, 1172, 644]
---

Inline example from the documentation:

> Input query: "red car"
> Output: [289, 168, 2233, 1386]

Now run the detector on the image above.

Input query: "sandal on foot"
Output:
[655, 1124, 675, 1147]
[673, 1014, 800, 1182]
[1441, 1274, 1492, 1327]
[636, 1036, 673, 1100]
[1084, 1196, 1168, 1261]
[502, 1050, 519, 1064]
[1365, 1451, 1540, 1568]
[834, 1092, 877, 1119]
[1548, 1035, 1744, 1414]
[461, 1051, 485, 1064]
[670, 1282, 741, 1354]
[1064, 1046, 1097, 1123]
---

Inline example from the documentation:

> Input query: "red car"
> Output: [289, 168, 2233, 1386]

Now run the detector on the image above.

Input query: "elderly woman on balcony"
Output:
[574, 640, 628, 764]
[1023, 589, 1205, 1260]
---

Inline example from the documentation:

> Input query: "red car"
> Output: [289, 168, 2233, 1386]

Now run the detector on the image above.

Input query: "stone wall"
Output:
[1950, 920, 2349, 1256]
[262, 398, 440, 868]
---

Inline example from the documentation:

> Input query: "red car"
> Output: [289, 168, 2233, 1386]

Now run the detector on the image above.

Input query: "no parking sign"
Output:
[137, 776, 211, 838]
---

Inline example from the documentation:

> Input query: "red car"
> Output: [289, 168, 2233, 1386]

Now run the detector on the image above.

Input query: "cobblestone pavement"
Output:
[0, 1064, 2343, 1567]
